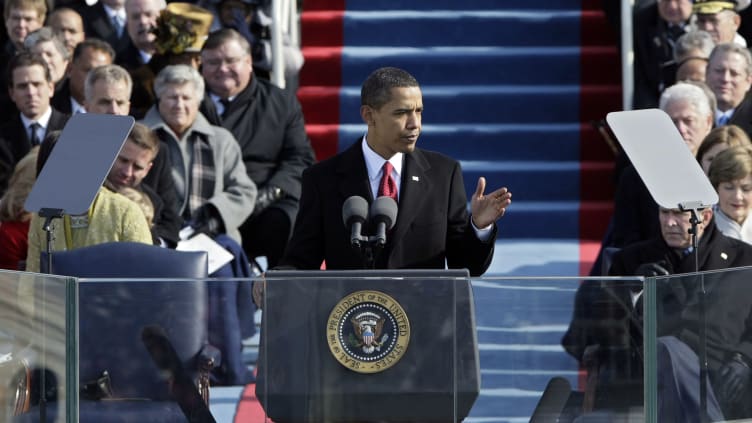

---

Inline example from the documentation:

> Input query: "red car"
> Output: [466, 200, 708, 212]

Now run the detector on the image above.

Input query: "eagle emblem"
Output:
[350, 312, 389, 354]
[327, 290, 410, 373]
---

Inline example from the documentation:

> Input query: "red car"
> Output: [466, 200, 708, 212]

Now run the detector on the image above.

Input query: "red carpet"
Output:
[579, 240, 602, 277]
[234, 384, 268, 422]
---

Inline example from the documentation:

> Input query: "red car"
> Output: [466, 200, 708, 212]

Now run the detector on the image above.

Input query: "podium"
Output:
[256, 269, 480, 422]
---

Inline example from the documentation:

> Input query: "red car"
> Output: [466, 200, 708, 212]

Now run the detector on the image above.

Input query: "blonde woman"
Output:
[25, 132, 152, 272]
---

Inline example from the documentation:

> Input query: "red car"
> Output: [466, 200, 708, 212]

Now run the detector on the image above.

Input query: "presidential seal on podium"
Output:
[326, 290, 410, 374]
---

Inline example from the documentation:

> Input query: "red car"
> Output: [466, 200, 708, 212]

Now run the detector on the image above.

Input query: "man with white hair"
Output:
[612, 82, 714, 248]
[660, 82, 715, 153]
[23, 27, 70, 87]
[694, 0, 750, 45]
[115, 0, 166, 70]
[674, 30, 716, 83]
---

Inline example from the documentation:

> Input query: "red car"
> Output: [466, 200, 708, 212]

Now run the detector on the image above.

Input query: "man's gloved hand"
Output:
[718, 353, 752, 404]
[634, 261, 670, 277]
[253, 185, 283, 216]
[188, 204, 224, 238]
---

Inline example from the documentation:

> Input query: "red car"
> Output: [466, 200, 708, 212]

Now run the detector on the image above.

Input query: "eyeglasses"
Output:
[202, 55, 247, 68]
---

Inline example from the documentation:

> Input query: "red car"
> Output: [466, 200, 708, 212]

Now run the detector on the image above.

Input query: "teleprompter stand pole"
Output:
[680, 203, 708, 423]
[37, 207, 64, 423]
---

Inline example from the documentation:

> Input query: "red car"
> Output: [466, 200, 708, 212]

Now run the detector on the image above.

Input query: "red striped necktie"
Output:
[378, 161, 398, 201]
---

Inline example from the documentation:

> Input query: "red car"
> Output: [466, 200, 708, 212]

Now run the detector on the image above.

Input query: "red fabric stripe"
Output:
[298, 26, 343, 162]
[234, 384, 269, 422]
[579, 4, 620, 274]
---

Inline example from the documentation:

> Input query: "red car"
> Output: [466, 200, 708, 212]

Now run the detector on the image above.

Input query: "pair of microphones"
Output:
[342, 195, 398, 250]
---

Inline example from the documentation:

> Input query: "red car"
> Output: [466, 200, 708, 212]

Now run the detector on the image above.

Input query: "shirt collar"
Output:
[717, 108, 735, 118]
[139, 49, 152, 64]
[209, 92, 236, 114]
[102, 4, 125, 21]
[71, 97, 86, 114]
[361, 135, 403, 182]
[20, 106, 52, 130]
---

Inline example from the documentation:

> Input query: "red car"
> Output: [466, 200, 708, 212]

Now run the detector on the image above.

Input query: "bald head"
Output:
[48, 8, 84, 54]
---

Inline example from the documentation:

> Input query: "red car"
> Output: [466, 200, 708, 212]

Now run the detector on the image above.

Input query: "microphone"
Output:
[342, 196, 369, 249]
[370, 196, 398, 246]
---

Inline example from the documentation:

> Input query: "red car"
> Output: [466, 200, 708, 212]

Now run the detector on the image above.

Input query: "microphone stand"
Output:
[352, 238, 385, 270]
[361, 243, 376, 270]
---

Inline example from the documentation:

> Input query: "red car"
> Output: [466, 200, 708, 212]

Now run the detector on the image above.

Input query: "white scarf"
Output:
[713, 204, 752, 245]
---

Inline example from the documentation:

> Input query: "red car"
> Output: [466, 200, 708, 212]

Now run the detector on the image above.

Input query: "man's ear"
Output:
[360, 105, 373, 125]
[701, 207, 714, 226]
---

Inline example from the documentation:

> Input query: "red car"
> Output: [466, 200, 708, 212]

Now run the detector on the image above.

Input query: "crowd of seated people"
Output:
[0, 0, 313, 270]
[595, 0, 752, 263]
[0, 0, 313, 388]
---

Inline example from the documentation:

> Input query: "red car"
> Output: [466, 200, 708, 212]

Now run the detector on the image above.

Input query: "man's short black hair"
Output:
[360, 67, 419, 109]
[72, 38, 116, 62]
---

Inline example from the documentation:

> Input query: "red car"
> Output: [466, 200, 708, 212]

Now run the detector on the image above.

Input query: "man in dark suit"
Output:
[0, 52, 69, 195]
[0, 0, 47, 123]
[200, 28, 315, 268]
[115, 0, 165, 71]
[51, 38, 115, 114]
[563, 206, 752, 418]
[274, 67, 512, 278]
[79, 0, 131, 59]
[708, 43, 752, 128]
[632, 0, 692, 109]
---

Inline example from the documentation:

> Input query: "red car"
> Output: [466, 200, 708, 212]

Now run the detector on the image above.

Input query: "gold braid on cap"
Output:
[693, 0, 738, 13]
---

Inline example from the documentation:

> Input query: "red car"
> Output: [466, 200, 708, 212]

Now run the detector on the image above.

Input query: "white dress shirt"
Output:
[359, 136, 492, 240]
